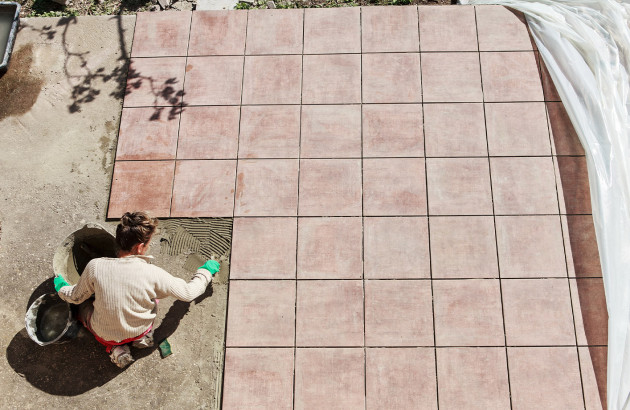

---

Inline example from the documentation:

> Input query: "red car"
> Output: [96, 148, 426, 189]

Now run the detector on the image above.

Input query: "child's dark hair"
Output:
[116, 211, 158, 251]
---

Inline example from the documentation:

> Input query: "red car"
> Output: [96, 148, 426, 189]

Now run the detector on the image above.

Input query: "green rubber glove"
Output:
[54, 276, 70, 292]
[198, 260, 220, 276]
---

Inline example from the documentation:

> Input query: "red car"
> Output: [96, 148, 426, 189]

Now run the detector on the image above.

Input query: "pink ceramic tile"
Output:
[234, 159, 298, 216]
[302, 54, 361, 104]
[294, 348, 365, 409]
[363, 158, 426, 216]
[366, 348, 437, 410]
[539, 55, 561, 101]
[486, 102, 551, 156]
[246, 9, 303, 55]
[296, 280, 363, 346]
[426, 158, 493, 215]
[188, 10, 247, 56]
[429, 216, 498, 279]
[495, 216, 566, 278]
[502, 279, 575, 345]
[423, 103, 487, 157]
[362, 104, 424, 157]
[177, 106, 240, 159]
[298, 159, 362, 216]
[476, 5, 533, 51]
[108, 160, 174, 218]
[183, 56, 243, 105]
[226, 280, 296, 346]
[563, 215, 602, 277]
[365, 280, 433, 346]
[297, 217, 363, 279]
[433, 279, 504, 346]
[171, 160, 236, 217]
[362, 53, 422, 103]
[300, 105, 361, 158]
[364, 217, 430, 279]
[579, 346, 607, 410]
[571, 279, 608, 346]
[131, 11, 191, 57]
[124, 57, 186, 107]
[230, 217, 297, 279]
[238, 105, 300, 158]
[304, 8, 360, 54]
[418, 6, 477, 52]
[490, 157, 558, 214]
[556, 156, 592, 214]
[436, 348, 510, 409]
[242, 55, 302, 104]
[362, 6, 419, 52]
[116, 107, 179, 160]
[508, 347, 584, 409]
[480, 51, 543, 102]
[421, 53, 482, 102]
[547, 101, 584, 155]
[222, 348, 294, 409]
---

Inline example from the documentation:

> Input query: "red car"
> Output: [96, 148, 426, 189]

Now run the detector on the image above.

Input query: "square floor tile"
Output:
[424, 103, 486, 157]
[177, 106, 240, 159]
[364, 158, 426, 216]
[226, 280, 296, 346]
[433, 279, 504, 346]
[300, 105, 361, 158]
[295, 348, 365, 409]
[302, 54, 361, 104]
[430, 216, 498, 279]
[108, 160, 174, 218]
[116, 107, 179, 160]
[183, 56, 243, 105]
[486, 102, 551, 156]
[502, 279, 575, 345]
[304, 8, 360, 54]
[362, 6, 419, 52]
[242, 55, 302, 104]
[245, 9, 303, 55]
[223, 348, 294, 409]
[365, 280, 433, 346]
[171, 160, 236, 217]
[421, 53, 482, 102]
[366, 348, 437, 410]
[124, 57, 186, 107]
[476, 5, 533, 51]
[362, 104, 424, 157]
[562, 215, 602, 277]
[508, 347, 584, 409]
[131, 11, 191, 57]
[362, 53, 422, 103]
[556, 155, 592, 214]
[426, 158, 493, 215]
[364, 217, 430, 279]
[418, 6, 477, 52]
[571, 278, 608, 346]
[495, 216, 566, 278]
[490, 157, 558, 214]
[481, 51, 543, 102]
[437, 348, 510, 409]
[547, 101, 584, 155]
[296, 280, 363, 346]
[238, 105, 300, 158]
[297, 217, 363, 279]
[188, 10, 247, 56]
[230, 217, 297, 279]
[235, 159, 298, 216]
[579, 346, 607, 410]
[298, 159, 362, 216]
[539, 55, 561, 101]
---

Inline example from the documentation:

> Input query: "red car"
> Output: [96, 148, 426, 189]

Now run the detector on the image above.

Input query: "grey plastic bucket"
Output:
[25, 293, 80, 346]
[0, 2, 20, 75]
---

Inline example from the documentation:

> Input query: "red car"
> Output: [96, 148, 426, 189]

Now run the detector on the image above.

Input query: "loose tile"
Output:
[302, 54, 361, 104]
[364, 217, 430, 279]
[304, 8, 361, 54]
[421, 53, 482, 103]
[234, 159, 298, 216]
[184, 56, 244, 105]
[124, 57, 186, 107]
[362, 6, 419, 52]
[362, 104, 424, 157]
[365, 280, 433, 346]
[245, 9, 303, 55]
[296, 280, 364, 346]
[579, 346, 607, 410]
[363, 158, 427, 216]
[502, 279, 575, 345]
[362, 53, 422, 103]
[562, 215, 602, 277]
[300, 105, 362, 158]
[171, 160, 236, 217]
[485, 102, 551, 156]
[177, 106, 240, 159]
[230, 217, 297, 279]
[556, 155, 592, 214]
[539, 53, 561, 101]
[480, 51, 543, 102]
[116, 107, 179, 160]
[238, 105, 300, 159]
[299, 159, 362, 216]
[297, 217, 363, 279]
[476, 5, 533, 51]
[131, 11, 191, 57]
[188, 10, 247, 56]
[571, 278, 608, 346]
[547, 101, 584, 155]
[418, 6, 477, 52]
[423, 103, 487, 157]
[242, 55, 302, 104]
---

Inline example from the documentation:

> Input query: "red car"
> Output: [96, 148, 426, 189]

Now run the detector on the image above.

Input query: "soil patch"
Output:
[0, 43, 43, 121]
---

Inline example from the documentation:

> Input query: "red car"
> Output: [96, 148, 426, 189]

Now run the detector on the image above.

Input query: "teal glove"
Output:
[54, 276, 70, 292]
[198, 260, 220, 276]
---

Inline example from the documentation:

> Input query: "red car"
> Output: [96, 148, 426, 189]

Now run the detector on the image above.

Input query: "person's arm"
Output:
[57, 260, 96, 305]
[159, 260, 219, 302]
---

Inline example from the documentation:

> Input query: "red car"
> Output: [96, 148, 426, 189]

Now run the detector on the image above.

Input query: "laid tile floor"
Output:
[109, 5, 608, 409]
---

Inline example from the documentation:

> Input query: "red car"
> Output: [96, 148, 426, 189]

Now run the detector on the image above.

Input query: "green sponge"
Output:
[158, 339, 172, 358]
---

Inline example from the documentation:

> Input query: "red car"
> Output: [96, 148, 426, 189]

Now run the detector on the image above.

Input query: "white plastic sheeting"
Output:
[460, 0, 630, 408]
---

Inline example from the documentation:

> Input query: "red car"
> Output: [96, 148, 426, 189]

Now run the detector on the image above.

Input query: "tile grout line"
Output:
[359, 7, 368, 410]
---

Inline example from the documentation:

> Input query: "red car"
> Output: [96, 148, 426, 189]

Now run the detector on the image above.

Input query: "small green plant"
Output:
[235, 1, 251, 8]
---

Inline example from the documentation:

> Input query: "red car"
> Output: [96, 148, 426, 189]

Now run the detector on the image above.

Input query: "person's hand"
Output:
[198, 260, 220, 276]
[53, 276, 70, 292]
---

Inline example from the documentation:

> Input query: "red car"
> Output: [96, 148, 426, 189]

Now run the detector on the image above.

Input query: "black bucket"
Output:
[25, 293, 80, 346]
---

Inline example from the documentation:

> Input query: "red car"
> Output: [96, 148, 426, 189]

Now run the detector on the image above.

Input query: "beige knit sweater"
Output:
[58, 255, 212, 342]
